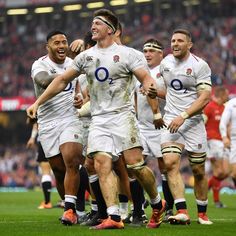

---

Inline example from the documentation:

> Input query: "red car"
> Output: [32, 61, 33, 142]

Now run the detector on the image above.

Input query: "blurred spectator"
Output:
[0, 145, 43, 188]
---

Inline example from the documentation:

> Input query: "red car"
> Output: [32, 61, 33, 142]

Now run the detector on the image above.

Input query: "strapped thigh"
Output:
[188, 152, 206, 165]
[161, 145, 182, 157]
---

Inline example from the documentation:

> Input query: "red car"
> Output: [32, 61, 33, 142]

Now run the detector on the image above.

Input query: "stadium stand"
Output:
[0, 0, 235, 99]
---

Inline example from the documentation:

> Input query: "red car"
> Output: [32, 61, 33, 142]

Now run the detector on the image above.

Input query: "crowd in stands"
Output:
[0, 3, 236, 97]
[0, 144, 39, 188]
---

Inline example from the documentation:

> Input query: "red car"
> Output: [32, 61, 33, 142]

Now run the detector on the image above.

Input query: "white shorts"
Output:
[87, 110, 142, 160]
[229, 139, 236, 164]
[140, 126, 162, 159]
[207, 139, 224, 159]
[161, 117, 207, 153]
[38, 117, 83, 158]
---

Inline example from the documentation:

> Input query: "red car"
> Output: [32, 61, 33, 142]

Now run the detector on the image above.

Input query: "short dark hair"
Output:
[143, 38, 164, 50]
[93, 9, 119, 32]
[173, 29, 192, 41]
[117, 22, 123, 36]
[46, 30, 67, 42]
[84, 31, 96, 48]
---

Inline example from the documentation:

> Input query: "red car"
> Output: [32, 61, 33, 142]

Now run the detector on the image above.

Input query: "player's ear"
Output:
[46, 43, 49, 51]
[188, 41, 193, 50]
[108, 27, 113, 35]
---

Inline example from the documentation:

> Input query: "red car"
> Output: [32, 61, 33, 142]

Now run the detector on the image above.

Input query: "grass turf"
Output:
[0, 190, 235, 236]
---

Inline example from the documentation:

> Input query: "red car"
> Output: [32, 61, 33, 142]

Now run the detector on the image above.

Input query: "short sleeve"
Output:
[196, 60, 212, 86]
[127, 48, 149, 72]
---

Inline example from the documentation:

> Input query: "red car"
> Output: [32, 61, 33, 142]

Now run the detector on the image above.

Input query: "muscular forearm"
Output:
[36, 74, 68, 106]
[147, 96, 159, 114]
[156, 88, 166, 99]
[185, 91, 211, 118]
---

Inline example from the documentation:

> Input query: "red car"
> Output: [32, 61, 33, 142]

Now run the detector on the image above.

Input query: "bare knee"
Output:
[84, 157, 96, 175]
[191, 164, 205, 181]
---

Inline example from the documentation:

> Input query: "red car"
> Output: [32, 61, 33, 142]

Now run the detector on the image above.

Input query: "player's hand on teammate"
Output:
[139, 83, 157, 98]
[26, 103, 39, 120]
[70, 39, 84, 53]
[222, 136, 231, 149]
[168, 115, 185, 133]
[153, 118, 166, 129]
[73, 93, 83, 109]
[147, 85, 157, 99]
[68, 39, 84, 59]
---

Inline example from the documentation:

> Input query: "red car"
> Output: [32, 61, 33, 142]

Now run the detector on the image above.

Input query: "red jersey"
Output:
[204, 100, 225, 140]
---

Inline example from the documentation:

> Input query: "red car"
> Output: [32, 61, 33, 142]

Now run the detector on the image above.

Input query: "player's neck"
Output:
[175, 51, 191, 62]
[149, 63, 160, 70]
[48, 54, 65, 65]
[213, 97, 224, 105]
[97, 36, 114, 48]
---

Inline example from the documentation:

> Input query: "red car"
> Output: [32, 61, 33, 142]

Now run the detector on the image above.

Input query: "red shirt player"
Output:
[203, 86, 229, 208]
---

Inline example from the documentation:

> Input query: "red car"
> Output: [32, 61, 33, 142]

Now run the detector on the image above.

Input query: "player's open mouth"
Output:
[173, 48, 180, 52]
[58, 50, 65, 56]
[92, 31, 98, 36]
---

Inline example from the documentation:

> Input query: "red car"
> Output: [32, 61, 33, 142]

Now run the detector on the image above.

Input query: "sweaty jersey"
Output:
[136, 65, 166, 128]
[71, 43, 148, 116]
[31, 55, 77, 124]
[204, 100, 224, 140]
[76, 74, 91, 122]
[220, 97, 236, 140]
[160, 53, 212, 121]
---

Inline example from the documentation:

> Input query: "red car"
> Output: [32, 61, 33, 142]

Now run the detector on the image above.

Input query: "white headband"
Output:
[94, 16, 116, 33]
[143, 43, 163, 52]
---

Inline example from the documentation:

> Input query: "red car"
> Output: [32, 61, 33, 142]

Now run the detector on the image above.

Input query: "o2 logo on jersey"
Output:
[170, 79, 187, 93]
[95, 67, 113, 84]
[63, 82, 73, 92]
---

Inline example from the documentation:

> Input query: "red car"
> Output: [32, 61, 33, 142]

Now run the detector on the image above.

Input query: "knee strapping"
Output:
[126, 160, 145, 170]
[188, 152, 206, 165]
[88, 151, 112, 159]
[161, 146, 182, 156]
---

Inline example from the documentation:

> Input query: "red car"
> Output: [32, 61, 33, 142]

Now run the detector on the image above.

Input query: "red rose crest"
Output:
[186, 68, 192, 75]
[113, 55, 119, 63]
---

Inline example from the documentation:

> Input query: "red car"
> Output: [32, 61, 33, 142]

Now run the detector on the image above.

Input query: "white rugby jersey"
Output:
[72, 43, 148, 116]
[160, 53, 211, 120]
[76, 74, 91, 123]
[220, 97, 236, 140]
[31, 55, 77, 124]
[78, 74, 88, 94]
[136, 65, 166, 128]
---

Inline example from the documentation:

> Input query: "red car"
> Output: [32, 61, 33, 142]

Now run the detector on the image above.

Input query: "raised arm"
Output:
[27, 68, 79, 119]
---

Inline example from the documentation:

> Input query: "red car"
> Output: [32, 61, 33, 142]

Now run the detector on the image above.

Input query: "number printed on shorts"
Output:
[95, 67, 113, 84]
[170, 79, 187, 93]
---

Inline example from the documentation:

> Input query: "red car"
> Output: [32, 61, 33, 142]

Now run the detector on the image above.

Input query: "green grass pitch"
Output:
[0, 190, 235, 236]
